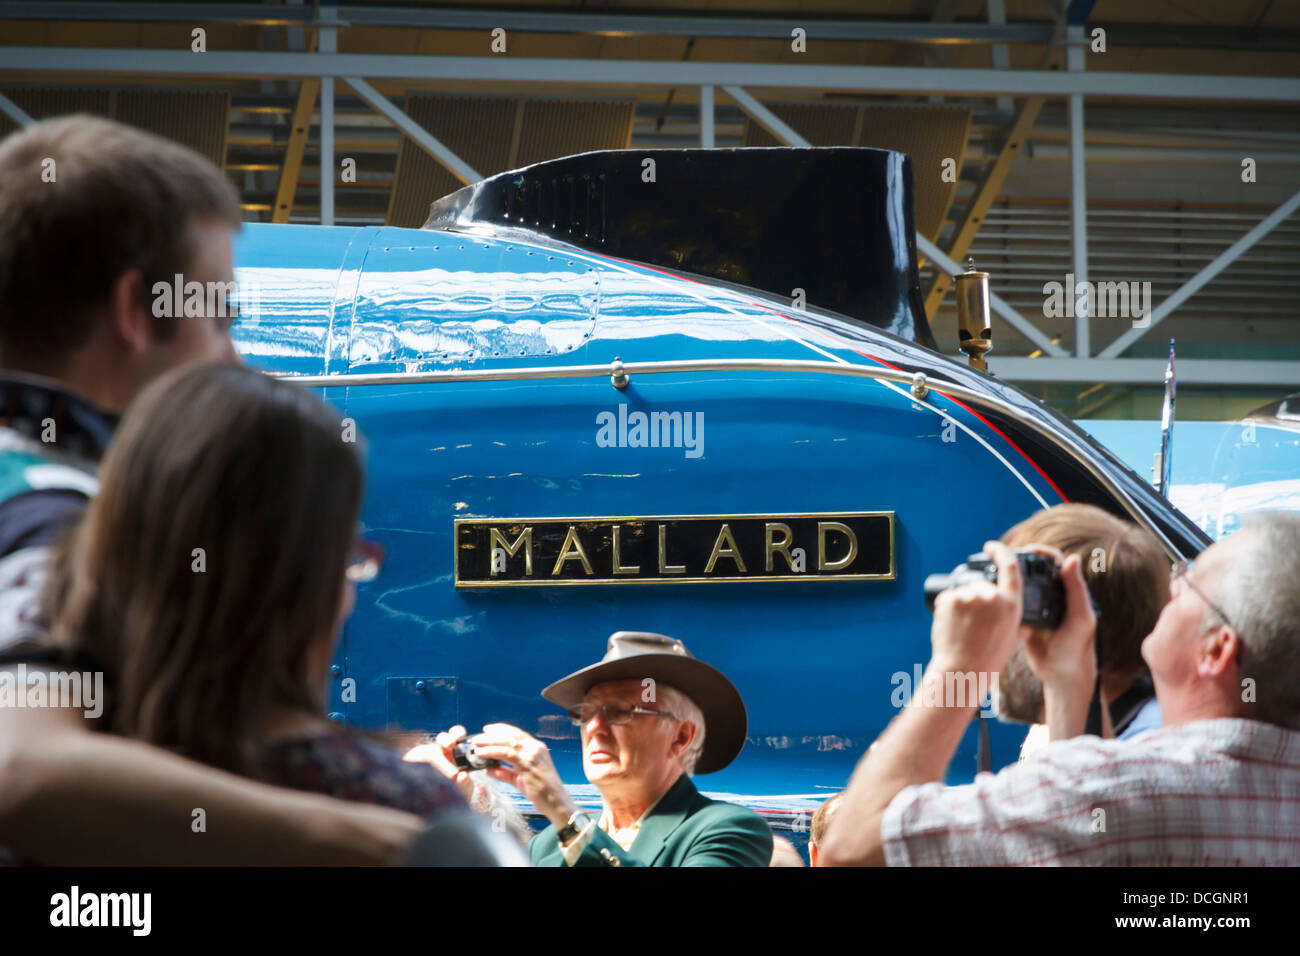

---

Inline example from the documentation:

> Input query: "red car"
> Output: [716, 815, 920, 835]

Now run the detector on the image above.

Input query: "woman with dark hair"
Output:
[48, 363, 464, 817]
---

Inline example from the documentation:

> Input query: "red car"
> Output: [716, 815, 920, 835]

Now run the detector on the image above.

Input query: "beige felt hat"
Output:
[541, 631, 747, 774]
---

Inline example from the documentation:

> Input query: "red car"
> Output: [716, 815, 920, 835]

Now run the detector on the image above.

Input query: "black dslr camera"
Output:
[923, 551, 1066, 629]
[452, 739, 501, 772]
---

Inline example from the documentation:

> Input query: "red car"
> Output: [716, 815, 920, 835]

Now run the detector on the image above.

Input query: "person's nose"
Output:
[587, 706, 612, 734]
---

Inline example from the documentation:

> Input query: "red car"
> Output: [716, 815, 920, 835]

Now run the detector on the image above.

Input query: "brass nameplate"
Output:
[454, 512, 894, 587]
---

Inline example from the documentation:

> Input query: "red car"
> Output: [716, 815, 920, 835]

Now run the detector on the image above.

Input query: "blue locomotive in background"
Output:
[231, 147, 1213, 826]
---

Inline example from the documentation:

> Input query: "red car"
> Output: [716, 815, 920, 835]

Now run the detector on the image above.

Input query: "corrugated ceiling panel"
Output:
[0, 86, 229, 167]
[388, 94, 634, 228]
[515, 98, 634, 168]
[0, 87, 112, 137]
[114, 89, 230, 167]
[387, 95, 518, 228]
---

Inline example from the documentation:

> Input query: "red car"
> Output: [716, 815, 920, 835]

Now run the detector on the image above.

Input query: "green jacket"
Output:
[529, 774, 773, 867]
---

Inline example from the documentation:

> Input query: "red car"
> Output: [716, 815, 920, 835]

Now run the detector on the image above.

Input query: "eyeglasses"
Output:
[346, 536, 386, 583]
[568, 702, 679, 726]
[1170, 559, 1236, 634]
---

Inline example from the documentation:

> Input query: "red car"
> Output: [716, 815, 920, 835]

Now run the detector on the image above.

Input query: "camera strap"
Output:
[1084, 609, 1106, 736]
[976, 716, 991, 774]
[1111, 673, 1156, 736]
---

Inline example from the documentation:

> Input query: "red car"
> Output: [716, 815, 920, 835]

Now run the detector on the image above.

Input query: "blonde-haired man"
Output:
[997, 503, 1169, 755]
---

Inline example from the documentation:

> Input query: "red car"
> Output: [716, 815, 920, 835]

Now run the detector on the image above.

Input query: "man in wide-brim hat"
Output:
[419, 631, 772, 866]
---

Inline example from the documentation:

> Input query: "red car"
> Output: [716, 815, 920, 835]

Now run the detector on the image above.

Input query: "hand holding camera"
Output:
[403, 724, 497, 804]
[924, 540, 1028, 676]
[924, 541, 1099, 725]
[925, 548, 1066, 628]
[1019, 551, 1098, 719]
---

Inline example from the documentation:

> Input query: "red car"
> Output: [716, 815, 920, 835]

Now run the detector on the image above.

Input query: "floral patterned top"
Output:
[260, 730, 466, 819]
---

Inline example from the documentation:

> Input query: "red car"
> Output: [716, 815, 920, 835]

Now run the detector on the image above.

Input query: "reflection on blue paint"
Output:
[1079, 419, 1300, 541]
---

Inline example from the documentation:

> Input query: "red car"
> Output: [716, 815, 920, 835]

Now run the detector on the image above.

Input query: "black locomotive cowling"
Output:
[426, 147, 937, 349]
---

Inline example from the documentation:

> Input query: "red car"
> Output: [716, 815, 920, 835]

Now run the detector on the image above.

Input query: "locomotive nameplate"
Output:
[454, 512, 894, 587]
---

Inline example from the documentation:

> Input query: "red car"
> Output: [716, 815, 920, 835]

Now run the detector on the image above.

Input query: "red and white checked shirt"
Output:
[882, 718, 1300, 866]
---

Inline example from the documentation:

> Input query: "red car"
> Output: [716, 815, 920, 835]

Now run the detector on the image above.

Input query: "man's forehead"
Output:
[1198, 531, 1252, 577]
[584, 679, 645, 702]
[186, 218, 236, 275]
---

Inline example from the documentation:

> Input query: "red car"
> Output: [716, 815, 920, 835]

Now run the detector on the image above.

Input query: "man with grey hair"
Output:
[419, 632, 772, 866]
[822, 514, 1300, 866]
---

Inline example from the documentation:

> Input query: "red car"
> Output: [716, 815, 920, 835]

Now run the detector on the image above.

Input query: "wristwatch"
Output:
[557, 810, 593, 846]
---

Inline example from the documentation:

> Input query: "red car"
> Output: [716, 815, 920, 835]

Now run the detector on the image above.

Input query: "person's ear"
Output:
[809, 843, 819, 867]
[1197, 626, 1239, 680]
[107, 269, 154, 355]
[671, 719, 696, 758]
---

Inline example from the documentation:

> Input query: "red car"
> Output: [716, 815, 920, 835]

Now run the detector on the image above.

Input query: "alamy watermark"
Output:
[1043, 273, 1152, 328]
[151, 273, 261, 324]
[50, 886, 151, 936]
[595, 404, 704, 459]
[890, 663, 1000, 718]
[0, 663, 103, 718]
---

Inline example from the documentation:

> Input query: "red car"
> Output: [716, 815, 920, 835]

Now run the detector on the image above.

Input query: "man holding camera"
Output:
[821, 512, 1300, 866]
[416, 631, 773, 866]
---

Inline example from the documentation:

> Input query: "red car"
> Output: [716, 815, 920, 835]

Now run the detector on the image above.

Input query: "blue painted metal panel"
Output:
[340, 367, 1054, 791]
[231, 218, 1215, 812]
[231, 223, 366, 376]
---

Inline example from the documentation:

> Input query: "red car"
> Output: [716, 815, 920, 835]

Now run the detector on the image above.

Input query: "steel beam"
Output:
[994, 357, 1300, 387]
[923, 91, 1049, 317]
[921, 0, 959, 103]
[1013, 144, 1300, 164]
[0, 4, 1054, 42]
[1099, 187, 1300, 359]
[721, 85, 810, 147]
[318, 6, 337, 226]
[381, 15, 1037, 44]
[320, 77, 334, 225]
[699, 85, 714, 148]
[1067, 25, 1089, 357]
[987, 0, 1012, 115]
[3, 5, 1295, 51]
[343, 77, 482, 185]
[272, 77, 318, 223]
[2, 49, 1298, 101]
[1066, 0, 1099, 26]
[2, 5, 1298, 52]
[0, 91, 34, 128]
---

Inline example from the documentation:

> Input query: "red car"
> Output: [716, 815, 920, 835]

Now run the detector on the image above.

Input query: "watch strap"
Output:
[557, 810, 592, 845]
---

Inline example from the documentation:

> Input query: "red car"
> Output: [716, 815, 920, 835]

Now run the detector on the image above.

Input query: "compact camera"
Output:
[923, 551, 1066, 629]
[452, 738, 501, 772]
